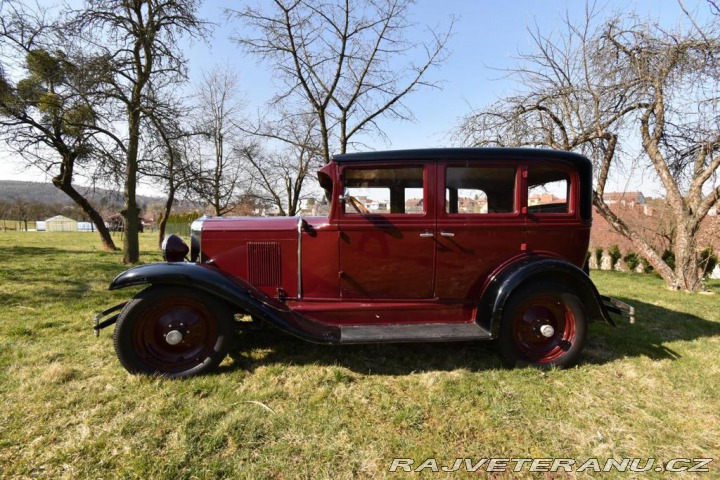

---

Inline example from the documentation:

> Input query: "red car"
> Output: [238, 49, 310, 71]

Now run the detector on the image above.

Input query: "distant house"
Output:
[458, 196, 488, 213]
[603, 191, 646, 207]
[405, 197, 424, 213]
[298, 198, 330, 216]
[366, 198, 388, 212]
[45, 215, 77, 232]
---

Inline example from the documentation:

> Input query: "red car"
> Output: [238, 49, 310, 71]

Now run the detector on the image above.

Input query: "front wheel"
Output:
[498, 282, 587, 368]
[113, 286, 234, 378]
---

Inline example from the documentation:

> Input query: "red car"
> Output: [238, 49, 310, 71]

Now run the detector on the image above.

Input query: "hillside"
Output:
[0, 180, 164, 207]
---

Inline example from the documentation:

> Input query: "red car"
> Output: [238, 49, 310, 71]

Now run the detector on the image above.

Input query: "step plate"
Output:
[340, 322, 492, 344]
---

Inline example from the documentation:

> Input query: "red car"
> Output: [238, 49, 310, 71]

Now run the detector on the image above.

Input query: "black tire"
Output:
[113, 286, 234, 378]
[498, 281, 587, 369]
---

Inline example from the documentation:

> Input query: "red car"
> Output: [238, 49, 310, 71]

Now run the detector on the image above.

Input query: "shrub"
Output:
[623, 252, 640, 271]
[662, 249, 676, 270]
[594, 247, 603, 268]
[699, 247, 718, 278]
[640, 257, 654, 273]
[165, 211, 204, 237]
[608, 245, 622, 270]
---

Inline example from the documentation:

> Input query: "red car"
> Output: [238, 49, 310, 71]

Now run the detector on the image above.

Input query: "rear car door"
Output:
[434, 162, 525, 301]
[525, 163, 588, 266]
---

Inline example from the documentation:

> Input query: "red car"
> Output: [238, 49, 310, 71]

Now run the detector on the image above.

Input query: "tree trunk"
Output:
[158, 186, 175, 248]
[672, 220, 701, 291]
[52, 174, 117, 251]
[123, 111, 141, 263]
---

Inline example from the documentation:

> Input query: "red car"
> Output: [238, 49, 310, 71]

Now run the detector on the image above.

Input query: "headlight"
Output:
[161, 234, 189, 262]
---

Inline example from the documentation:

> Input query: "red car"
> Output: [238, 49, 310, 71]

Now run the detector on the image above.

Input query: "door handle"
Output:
[419, 231, 434, 238]
[440, 231, 455, 237]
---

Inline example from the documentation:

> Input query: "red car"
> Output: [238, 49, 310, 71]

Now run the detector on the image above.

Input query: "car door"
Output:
[434, 162, 526, 301]
[337, 162, 436, 299]
[525, 163, 588, 267]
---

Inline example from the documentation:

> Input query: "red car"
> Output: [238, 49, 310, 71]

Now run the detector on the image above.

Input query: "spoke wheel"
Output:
[114, 287, 233, 378]
[499, 282, 586, 368]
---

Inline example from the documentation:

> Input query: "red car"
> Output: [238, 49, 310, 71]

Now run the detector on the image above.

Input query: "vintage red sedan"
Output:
[95, 148, 633, 377]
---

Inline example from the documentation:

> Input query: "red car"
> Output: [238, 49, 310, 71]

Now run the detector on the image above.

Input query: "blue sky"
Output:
[1, 0, 714, 196]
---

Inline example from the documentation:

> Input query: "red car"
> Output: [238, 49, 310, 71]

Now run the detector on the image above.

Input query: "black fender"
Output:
[110, 262, 341, 344]
[477, 255, 615, 337]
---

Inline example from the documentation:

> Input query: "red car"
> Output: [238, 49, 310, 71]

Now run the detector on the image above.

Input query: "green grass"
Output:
[0, 231, 718, 478]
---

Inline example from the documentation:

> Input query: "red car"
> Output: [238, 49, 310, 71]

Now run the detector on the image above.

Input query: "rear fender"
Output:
[110, 263, 340, 344]
[477, 256, 615, 336]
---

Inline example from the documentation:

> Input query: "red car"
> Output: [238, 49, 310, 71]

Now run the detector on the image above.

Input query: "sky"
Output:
[0, 0, 714, 197]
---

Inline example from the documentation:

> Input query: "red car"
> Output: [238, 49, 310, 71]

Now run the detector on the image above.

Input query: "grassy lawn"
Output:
[0, 231, 718, 479]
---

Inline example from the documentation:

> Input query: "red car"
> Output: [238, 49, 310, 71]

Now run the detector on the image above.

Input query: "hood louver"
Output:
[248, 242, 282, 286]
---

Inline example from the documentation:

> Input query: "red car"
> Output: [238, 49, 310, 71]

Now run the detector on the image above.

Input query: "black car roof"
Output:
[332, 147, 591, 168]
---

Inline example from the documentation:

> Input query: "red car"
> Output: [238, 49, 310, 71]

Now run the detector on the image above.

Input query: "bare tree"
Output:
[140, 91, 195, 247]
[456, 5, 720, 291]
[242, 112, 324, 216]
[9, 197, 33, 231]
[227, 0, 452, 216]
[230, 0, 453, 162]
[72, 0, 208, 263]
[0, 1, 117, 249]
[189, 66, 250, 216]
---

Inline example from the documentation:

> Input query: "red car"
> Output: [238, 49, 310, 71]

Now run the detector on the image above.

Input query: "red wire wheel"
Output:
[114, 287, 234, 378]
[498, 282, 587, 368]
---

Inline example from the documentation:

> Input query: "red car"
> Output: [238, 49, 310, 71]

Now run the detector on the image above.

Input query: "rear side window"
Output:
[445, 167, 516, 214]
[528, 167, 570, 214]
[343, 167, 424, 215]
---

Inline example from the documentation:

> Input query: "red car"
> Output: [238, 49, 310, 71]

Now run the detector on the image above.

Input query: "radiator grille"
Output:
[248, 242, 282, 286]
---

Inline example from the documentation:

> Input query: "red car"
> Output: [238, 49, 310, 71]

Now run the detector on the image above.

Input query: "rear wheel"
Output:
[498, 282, 587, 368]
[114, 287, 234, 378]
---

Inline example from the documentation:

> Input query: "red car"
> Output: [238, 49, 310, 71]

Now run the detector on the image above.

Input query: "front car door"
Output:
[337, 162, 436, 299]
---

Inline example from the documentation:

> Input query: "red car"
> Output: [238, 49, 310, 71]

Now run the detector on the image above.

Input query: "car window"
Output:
[445, 167, 516, 214]
[343, 167, 424, 215]
[528, 167, 570, 214]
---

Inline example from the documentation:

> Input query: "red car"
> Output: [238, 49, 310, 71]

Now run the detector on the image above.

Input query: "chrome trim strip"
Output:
[297, 216, 303, 299]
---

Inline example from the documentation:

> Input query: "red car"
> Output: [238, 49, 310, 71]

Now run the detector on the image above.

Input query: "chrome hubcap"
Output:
[539, 324, 555, 338]
[165, 330, 184, 345]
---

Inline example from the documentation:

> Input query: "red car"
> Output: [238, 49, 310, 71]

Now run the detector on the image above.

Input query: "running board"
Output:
[340, 322, 492, 344]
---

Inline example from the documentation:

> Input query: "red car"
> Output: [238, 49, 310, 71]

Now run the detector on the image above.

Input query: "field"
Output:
[0, 231, 718, 479]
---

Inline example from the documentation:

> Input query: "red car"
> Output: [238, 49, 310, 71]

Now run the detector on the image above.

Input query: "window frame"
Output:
[437, 162, 522, 220]
[525, 163, 577, 218]
[335, 163, 432, 221]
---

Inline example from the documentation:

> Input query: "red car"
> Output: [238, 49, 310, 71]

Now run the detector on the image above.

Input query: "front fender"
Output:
[477, 255, 615, 336]
[110, 263, 340, 344]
